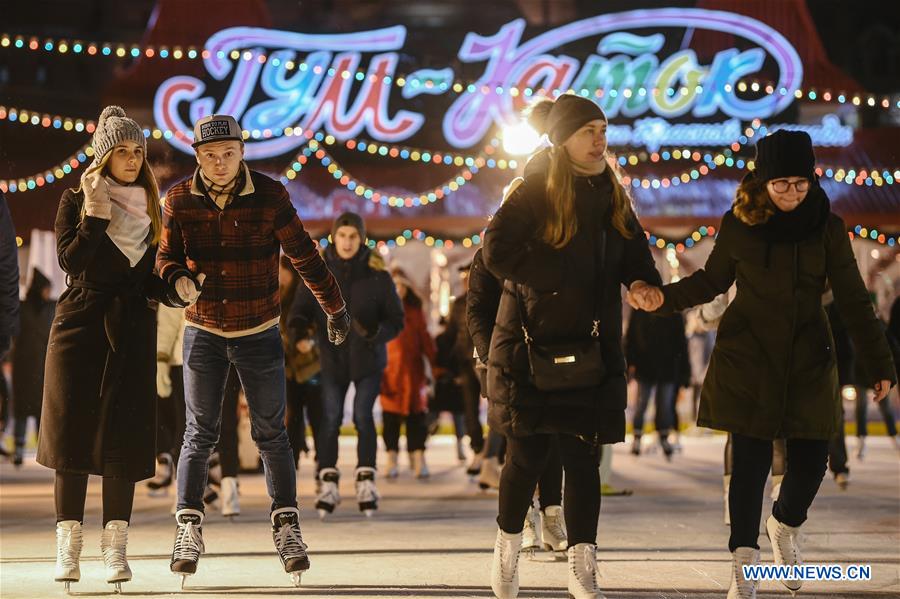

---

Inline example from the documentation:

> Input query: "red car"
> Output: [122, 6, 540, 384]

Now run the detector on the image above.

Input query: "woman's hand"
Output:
[82, 171, 111, 219]
[873, 380, 893, 402]
[627, 281, 664, 311]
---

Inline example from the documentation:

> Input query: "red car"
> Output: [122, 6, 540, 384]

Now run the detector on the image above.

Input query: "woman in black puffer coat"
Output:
[482, 95, 661, 599]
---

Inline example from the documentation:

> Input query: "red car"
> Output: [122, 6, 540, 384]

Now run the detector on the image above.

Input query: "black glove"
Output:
[327, 307, 351, 346]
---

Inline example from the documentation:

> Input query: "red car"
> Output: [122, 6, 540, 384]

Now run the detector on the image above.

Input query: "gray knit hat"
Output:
[92, 106, 146, 165]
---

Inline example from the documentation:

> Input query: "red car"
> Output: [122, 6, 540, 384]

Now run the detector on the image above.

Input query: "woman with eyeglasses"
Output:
[632, 130, 896, 599]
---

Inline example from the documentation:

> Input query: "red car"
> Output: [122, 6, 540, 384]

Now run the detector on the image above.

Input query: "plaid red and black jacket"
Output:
[157, 168, 345, 333]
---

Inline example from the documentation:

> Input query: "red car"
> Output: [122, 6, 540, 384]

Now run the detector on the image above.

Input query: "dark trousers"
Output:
[856, 392, 898, 437]
[216, 366, 240, 478]
[179, 326, 295, 513]
[828, 411, 850, 476]
[728, 433, 828, 552]
[724, 434, 785, 477]
[382, 411, 428, 452]
[460, 366, 484, 453]
[634, 381, 677, 437]
[536, 435, 562, 509]
[55, 472, 134, 525]
[318, 371, 381, 471]
[285, 378, 322, 467]
[498, 434, 600, 546]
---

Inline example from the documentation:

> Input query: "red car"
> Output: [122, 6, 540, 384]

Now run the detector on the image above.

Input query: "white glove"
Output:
[175, 273, 206, 306]
[157, 360, 172, 398]
[82, 171, 111, 219]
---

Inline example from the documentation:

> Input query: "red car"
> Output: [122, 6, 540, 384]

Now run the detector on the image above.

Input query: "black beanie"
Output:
[529, 95, 607, 145]
[753, 130, 816, 182]
[332, 211, 366, 240]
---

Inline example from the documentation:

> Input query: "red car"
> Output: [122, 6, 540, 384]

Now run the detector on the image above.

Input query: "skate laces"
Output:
[56, 525, 83, 570]
[101, 526, 128, 571]
[173, 519, 204, 561]
[275, 520, 308, 559]
[570, 546, 598, 589]
[496, 535, 519, 582]
[319, 481, 340, 505]
[774, 524, 801, 564]
[544, 512, 566, 542]
[356, 478, 379, 503]
[732, 552, 758, 593]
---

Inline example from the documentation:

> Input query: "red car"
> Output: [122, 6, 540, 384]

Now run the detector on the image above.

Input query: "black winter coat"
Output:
[483, 154, 662, 440]
[624, 309, 691, 385]
[659, 200, 896, 440]
[0, 192, 19, 356]
[289, 245, 404, 381]
[466, 249, 503, 365]
[12, 297, 55, 417]
[466, 249, 503, 396]
[38, 189, 181, 481]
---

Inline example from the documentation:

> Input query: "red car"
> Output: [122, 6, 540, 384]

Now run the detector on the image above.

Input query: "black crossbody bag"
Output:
[515, 230, 607, 392]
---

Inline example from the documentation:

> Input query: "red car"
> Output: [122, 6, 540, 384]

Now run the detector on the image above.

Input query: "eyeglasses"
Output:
[769, 179, 810, 193]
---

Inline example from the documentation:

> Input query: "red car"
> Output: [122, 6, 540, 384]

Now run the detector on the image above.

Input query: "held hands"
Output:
[873, 380, 893, 402]
[626, 280, 664, 312]
[327, 307, 352, 345]
[82, 171, 111, 219]
[174, 273, 206, 306]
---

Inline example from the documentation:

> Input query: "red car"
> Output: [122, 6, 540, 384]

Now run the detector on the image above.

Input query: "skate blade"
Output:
[175, 572, 193, 590]
[290, 572, 302, 587]
[522, 547, 537, 560]
[63, 581, 74, 595]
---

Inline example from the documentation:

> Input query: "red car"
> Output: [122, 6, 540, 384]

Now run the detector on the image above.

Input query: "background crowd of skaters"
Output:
[0, 94, 898, 599]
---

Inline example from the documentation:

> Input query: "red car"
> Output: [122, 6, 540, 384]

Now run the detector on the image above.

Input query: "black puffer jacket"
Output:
[289, 245, 404, 380]
[467, 248, 503, 365]
[483, 151, 662, 440]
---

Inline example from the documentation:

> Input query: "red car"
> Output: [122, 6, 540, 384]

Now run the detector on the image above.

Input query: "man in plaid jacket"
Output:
[157, 114, 350, 585]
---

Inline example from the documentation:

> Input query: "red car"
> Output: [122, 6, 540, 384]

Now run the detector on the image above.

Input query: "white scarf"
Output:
[105, 177, 151, 267]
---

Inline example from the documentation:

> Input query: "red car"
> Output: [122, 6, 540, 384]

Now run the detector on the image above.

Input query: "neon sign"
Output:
[155, 8, 816, 159]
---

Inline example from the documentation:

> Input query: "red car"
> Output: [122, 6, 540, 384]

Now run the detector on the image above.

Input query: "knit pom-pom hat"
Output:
[91, 106, 146, 165]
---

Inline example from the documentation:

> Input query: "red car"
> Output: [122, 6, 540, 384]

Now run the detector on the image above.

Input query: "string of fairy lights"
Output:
[2, 32, 898, 110]
[3, 33, 899, 253]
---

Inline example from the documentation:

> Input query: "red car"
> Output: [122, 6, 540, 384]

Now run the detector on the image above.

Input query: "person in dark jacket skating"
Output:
[638, 130, 897, 599]
[38, 106, 186, 593]
[624, 309, 690, 460]
[483, 94, 662, 599]
[467, 248, 567, 557]
[289, 212, 404, 518]
[11, 269, 55, 466]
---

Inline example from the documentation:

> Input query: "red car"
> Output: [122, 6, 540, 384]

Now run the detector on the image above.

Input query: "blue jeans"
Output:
[316, 372, 381, 472]
[178, 326, 296, 512]
[633, 381, 677, 436]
